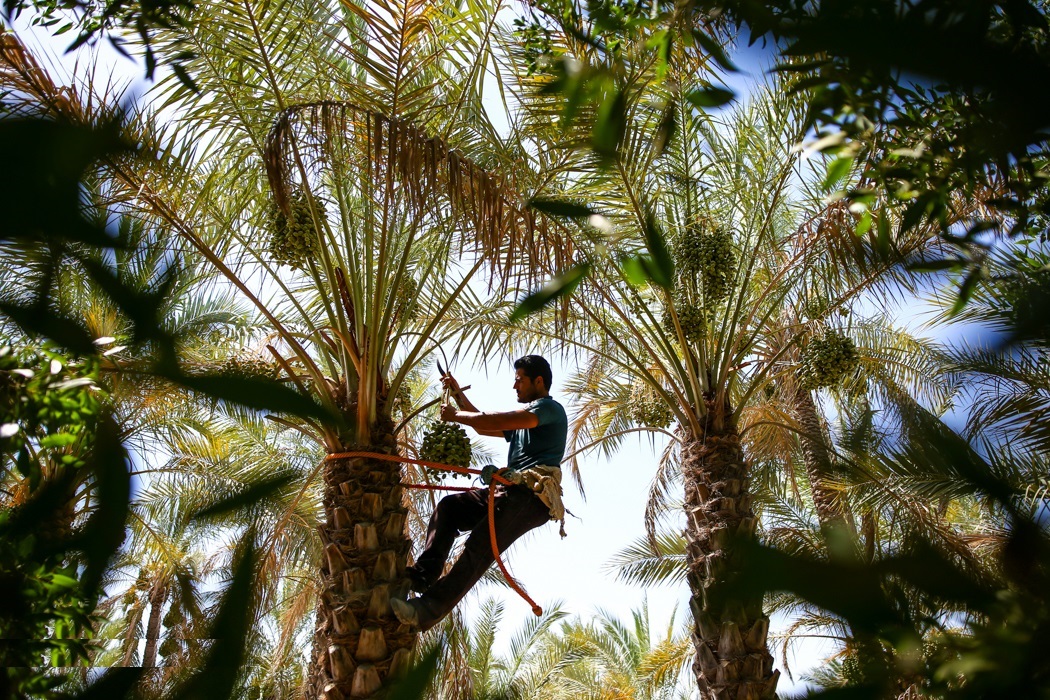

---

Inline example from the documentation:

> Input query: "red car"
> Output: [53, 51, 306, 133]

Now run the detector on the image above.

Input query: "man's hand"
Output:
[440, 373, 461, 395]
[440, 402, 459, 422]
[440, 372, 479, 413]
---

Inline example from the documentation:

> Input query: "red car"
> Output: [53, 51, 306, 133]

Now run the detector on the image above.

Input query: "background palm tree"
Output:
[545, 602, 693, 700]
[419, 598, 570, 700]
[149, 0, 577, 693]
[505, 53, 844, 694]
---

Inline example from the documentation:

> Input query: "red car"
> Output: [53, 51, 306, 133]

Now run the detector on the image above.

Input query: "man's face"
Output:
[513, 368, 541, 403]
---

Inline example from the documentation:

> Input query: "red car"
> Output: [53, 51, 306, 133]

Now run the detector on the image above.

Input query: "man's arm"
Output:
[440, 374, 507, 436]
[439, 404, 539, 436]
[443, 377, 482, 413]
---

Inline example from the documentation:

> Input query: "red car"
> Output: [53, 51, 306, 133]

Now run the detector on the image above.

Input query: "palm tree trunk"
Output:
[683, 414, 778, 700]
[861, 509, 876, 565]
[305, 432, 414, 699]
[142, 581, 167, 669]
[792, 387, 853, 535]
[119, 604, 145, 667]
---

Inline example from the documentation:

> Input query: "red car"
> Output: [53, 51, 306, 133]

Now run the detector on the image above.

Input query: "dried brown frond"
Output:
[0, 30, 152, 150]
[739, 402, 801, 470]
[643, 435, 681, 546]
[1, 30, 76, 119]
[264, 100, 576, 287]
[275, 574, 318, 666]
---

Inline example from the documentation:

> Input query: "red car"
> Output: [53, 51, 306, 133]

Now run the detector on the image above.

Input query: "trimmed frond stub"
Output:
[264, 101, 575, 285]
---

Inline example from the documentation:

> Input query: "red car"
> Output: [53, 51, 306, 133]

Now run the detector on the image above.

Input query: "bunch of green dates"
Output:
[673, 218, 736, 305]
[267, 188, 323, 271]
[798, 327, 860, 389]
[419, 421, 472, 478]
[628, 381, 674, 428]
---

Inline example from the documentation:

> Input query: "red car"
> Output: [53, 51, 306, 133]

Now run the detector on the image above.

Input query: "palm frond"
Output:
[604, 532, 686, 587]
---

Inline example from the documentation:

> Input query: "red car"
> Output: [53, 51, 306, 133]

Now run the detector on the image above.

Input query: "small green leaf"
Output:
[41, 433, 78, 449]
[76, 414, 131, 595]
[510, 263, 592, 321]
[642, 211, 674, 288]
[907, 258, 966, 273]
[171, 533, 256, 700]
[619, 255, 649, 285]
[875, 209, 892, 258]
[653, 103, 677, 157]
[690, 28, 738, 72]
[592, 88, 627, 160]
[170, 62, 200, 94]
[949, 268, 984, 317]
[854, 211, 873, 236]
[16, 446, 32, 478]
[527, 197, 595, 219]
[48, 574, 79, 589]
[560, 22, 606, 52]
[822, 155, 853, 191]
[0, 303, 96, 355]
[900, 196, 932, 232]
[685, 86, 735, 109]
[190, 472, 297, 522]
[559, 69, 587, 127]
[387, 646, 441, 700]
[173, 372, 334, 422]
[646, 29, 672, 79]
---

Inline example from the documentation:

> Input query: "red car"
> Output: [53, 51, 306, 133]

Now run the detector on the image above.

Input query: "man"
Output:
[391, 355, 567, 631]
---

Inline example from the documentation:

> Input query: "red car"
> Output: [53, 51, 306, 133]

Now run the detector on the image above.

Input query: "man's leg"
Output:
[407, 485, 551, 630]
[405, 488, 489, 591]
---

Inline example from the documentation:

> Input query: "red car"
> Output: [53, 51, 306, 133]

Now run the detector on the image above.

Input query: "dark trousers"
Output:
[407, 484, 551, 629]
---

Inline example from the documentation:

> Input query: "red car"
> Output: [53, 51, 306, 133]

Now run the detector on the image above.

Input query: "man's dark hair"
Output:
[514, 355, 553, 390]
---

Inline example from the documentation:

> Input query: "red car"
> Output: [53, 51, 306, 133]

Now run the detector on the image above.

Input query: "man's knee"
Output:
[434, 492, 463, 518]
[459, 536, 496, 571]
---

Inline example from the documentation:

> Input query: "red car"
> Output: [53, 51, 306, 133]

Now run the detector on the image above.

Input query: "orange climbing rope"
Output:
[324, 450, 543, 616]
[486, 474, 544, 616]
[402, 483, 476, 492]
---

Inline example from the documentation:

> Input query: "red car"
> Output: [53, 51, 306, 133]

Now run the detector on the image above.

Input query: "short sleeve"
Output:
[527, 399, 558, 426]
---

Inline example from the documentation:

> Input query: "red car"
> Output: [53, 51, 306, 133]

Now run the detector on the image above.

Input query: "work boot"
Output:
[390, 595, 438, 632]
[390, 597, 420, 628]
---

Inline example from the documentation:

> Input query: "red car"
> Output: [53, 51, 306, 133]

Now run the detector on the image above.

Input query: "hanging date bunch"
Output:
[661, 289, 708, 342]
[628, 380, 673, 428]
[419, 421, 472, 478]
[673, 217, 737, 305]
[218, 354, 280, 381]
[798, 328, 860, 389]
[392, 275, 420, 322]
[266, 187, 323, 271]
[799, 295, 829, 321]
[388, 383, 412, 420]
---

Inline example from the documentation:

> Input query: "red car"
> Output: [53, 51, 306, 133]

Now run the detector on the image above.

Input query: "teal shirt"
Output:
[503, 396, 567, 470]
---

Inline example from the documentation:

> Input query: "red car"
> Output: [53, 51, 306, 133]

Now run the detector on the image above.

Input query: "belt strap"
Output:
[503, 465, 567, 538]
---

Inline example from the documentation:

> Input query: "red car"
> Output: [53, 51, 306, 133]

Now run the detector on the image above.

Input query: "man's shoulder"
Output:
[528, 396, 566, 417]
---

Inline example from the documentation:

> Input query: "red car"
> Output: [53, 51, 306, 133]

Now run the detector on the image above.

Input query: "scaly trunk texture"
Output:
[36, 463, 78, 546]
[142, 582, 167, 669]
[683, 413, 778, 700]
[862, 510, 876, 565]
[305, 432, 414, 699]
[119, 604, 145, 667]
[792, 387, 852, 534]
